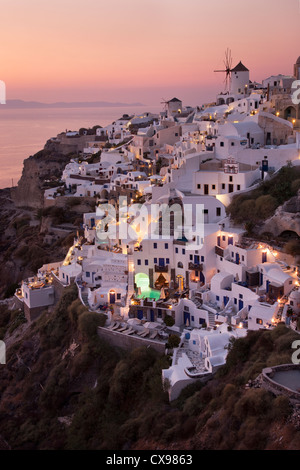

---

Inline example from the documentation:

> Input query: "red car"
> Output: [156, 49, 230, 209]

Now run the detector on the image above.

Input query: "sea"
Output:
[0, 105, 161, 189]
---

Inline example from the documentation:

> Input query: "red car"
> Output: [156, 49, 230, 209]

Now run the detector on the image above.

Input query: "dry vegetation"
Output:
[0, 286, 299, 450]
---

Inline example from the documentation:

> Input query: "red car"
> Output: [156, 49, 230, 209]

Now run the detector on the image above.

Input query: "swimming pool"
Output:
[272, 370, 300, 392]
[138, 289, 161, 301]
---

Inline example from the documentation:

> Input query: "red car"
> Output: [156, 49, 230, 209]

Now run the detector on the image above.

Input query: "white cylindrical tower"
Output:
[230, 61, 250, 96]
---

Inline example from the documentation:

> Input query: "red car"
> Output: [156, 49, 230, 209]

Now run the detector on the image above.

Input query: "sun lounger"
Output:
[149, 330, 158, 340]
[123, 328, 134, 335]
[140, 329, 150, 338]
[107, 322, 116, 330]
[118, 325, 128, 332]
[111, 322, 120, 330]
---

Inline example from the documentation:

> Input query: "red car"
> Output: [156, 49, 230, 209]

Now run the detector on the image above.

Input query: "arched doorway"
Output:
[176, 275, 184, 292]
[135, 272, 150, 293]
[100, 189, 109, 200]
[284, 106, 296, 120]
[109, 290, 116, 304]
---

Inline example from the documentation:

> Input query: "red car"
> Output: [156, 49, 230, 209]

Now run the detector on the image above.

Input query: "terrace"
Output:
[155, 265, 169, 273]
[188, 262, 203, 271]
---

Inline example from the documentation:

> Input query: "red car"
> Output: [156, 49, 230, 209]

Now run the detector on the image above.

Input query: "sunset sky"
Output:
[0, 0, 299, 106]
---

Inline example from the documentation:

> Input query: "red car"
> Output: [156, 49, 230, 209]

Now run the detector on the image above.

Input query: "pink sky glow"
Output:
[0, 0, 299, 106]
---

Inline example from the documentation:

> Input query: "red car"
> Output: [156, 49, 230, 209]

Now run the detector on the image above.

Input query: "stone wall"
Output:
[97, 326, 166, 355]
[261, 364, 300, 401]
[24, 304, 43, 322]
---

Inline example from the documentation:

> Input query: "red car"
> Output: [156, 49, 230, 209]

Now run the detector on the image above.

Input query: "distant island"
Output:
[0, 99, 145, 109]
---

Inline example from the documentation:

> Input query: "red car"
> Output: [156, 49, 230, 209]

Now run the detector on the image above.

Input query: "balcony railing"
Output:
[215, 246, 224, 257]
[155, 265, 169, 273]
[188, 262, 203, 271]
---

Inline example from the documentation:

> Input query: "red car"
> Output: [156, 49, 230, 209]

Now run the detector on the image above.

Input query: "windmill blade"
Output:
[214, 49, 233, 92]
[224, 47, 233, 72]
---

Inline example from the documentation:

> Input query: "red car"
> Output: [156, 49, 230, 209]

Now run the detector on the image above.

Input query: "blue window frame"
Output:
[86, 272, 90, 277]
[190, 254, 193, 261]
[175, 248, 178, 253]
[191, 316, 195, 322]
[216, 295, 220, 301]
[166, 258, 170, 264]
[201, 256, 204, 262]
[154, 258, 157, 264]
[153, 243, 157, 249]
[145, 260, 148, 266]
[165, 243, 168, 249]
[182, 249, 186, 255]
[137, 260, 141, 265]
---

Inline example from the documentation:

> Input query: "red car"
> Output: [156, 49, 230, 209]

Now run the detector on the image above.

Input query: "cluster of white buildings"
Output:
[15, 56, 300, 400]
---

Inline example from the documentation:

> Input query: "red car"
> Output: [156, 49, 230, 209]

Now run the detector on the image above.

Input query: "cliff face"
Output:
[260, 191, 300, 238]
[11, 133, 98, 209]
[11, 146, 71, 209]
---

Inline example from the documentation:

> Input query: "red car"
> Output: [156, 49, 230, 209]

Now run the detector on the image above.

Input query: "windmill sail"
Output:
[214, 48, 233, 92]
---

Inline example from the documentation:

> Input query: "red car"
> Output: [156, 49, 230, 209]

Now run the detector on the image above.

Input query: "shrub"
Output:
[233, 389, 273, 419]
[78, 312, 106, 340]
[164, 315, 175, 327]
[270, 396, 291, 422]
[291, 178, 300, 194]
[255, 195, 277, 220]
[167, 334, 180, 349]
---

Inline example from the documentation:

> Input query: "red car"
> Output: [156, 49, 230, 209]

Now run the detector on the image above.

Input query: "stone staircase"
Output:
[207, 311, 215, 328]
[80, 290, 90, 309]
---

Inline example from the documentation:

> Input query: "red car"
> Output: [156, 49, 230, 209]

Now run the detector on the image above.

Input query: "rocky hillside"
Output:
[260, 191, 300, 239]
[0, 285, 299, 450]
[11, 146, 72, 209]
